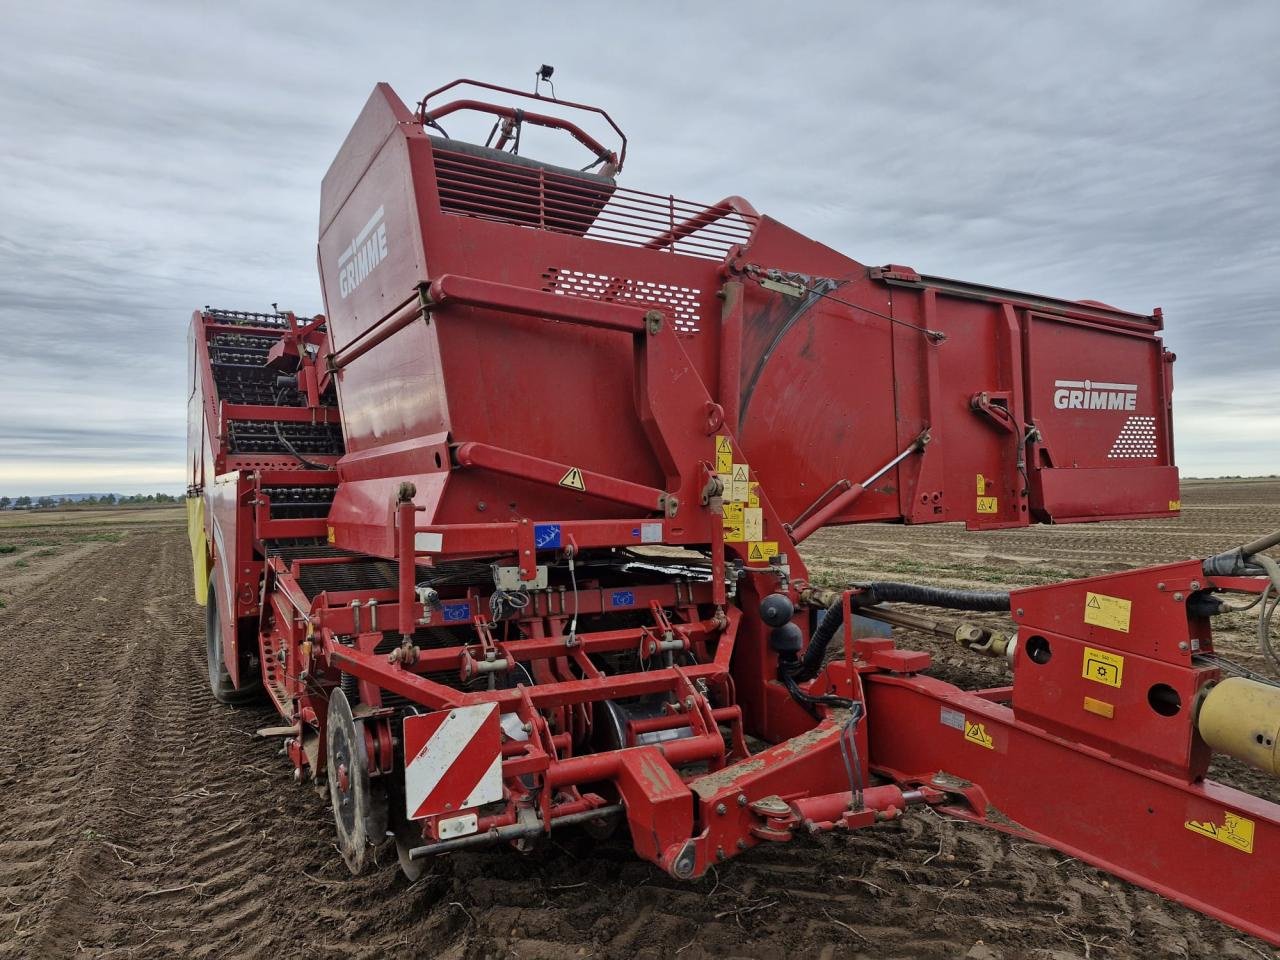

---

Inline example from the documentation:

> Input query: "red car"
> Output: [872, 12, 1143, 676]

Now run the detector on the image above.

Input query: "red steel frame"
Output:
[187, 77, 1280, 947]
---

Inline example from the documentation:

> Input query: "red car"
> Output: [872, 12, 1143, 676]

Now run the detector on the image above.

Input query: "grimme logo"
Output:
[1053, 379, 1138, 411]
[337, 205, 388, 298]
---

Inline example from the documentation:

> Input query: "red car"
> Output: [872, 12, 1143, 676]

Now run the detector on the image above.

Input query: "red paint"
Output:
[186, 78, 1279, 946]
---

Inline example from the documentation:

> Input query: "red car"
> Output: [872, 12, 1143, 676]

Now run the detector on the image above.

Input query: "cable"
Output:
[837, 705, 865, 809]
[744, 266, 946, 342]
[1250, 553, 1280, 673]
[1194, 652, 1280, 689]
[567, 550, 579, 644]
[272, 386, 327, 470]
[785, 582, 1011, 684]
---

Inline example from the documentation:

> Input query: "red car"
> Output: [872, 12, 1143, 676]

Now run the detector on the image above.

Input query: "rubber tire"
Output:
[206, 574, 262, 705]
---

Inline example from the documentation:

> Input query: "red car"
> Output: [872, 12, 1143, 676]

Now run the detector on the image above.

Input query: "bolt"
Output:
[1157, 582, 1166, 591]
[716, 847, 727, 862]
[1179, 641, 1190, 652]
[715, 803, 727, 816]
[1190, 580, 1201, 590]
[1174, 592, 1184, 602]
[1015, 608, 1024, 617]
[737, 794, 748, 807]
[736, 839, 748, 851]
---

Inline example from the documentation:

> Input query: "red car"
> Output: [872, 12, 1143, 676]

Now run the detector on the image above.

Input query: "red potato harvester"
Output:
[186, 73, 1280, 945]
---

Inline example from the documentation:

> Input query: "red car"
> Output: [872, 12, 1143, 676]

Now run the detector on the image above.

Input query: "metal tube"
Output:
[1241, 529, 1280, 557]
[329, 293, 424, 370]
[408, 804, 625, 859]
[789, 436, 927, 544]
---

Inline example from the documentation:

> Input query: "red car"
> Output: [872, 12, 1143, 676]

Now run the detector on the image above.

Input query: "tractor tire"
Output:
[206, 573, 262, 705]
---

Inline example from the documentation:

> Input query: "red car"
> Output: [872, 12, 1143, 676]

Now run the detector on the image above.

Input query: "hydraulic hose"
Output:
[1200, 529, 1280, 674]
[784, 582, 1011, 683]
[272, 385, 327, 471]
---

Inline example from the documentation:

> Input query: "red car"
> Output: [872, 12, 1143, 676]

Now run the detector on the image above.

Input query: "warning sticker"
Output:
[559, 466, 586, 491]
[722, 503, 744, 542]
[1169, 499, 1182, 511]
[326, 526, 335, 544]
[747, 540, 779, 563]
[1082, 646, 1125, 688]
[976, 496, 998, 514]
[1186, 811, 1255, 854]
[747, 482, 760, 508]
[715, 435, 733, 474]
[743, 507, 763, 542]
[976, 474, 986, 496]
[730, 463, 750, 503]
[1083, 591, 1131, 633]
[964, 720, 995, 750]
[940, 707, 965, 731]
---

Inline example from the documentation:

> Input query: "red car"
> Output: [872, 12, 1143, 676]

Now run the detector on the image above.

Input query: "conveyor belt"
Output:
[263, 485, 336, 519]
[228, 420, 344, 457]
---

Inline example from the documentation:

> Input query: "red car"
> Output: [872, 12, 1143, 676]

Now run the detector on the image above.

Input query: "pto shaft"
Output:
[1198, 677, 1280, 776]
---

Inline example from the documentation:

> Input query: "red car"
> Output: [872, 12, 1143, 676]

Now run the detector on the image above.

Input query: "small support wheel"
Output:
[392, 814, 427, 882]
[326, 689, 389, 874]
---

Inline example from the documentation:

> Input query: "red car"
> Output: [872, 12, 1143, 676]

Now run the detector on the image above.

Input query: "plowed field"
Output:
[0, 482, 1276, 959]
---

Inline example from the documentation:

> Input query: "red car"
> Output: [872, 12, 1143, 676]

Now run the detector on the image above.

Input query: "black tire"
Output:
[206, 573, 262, 705]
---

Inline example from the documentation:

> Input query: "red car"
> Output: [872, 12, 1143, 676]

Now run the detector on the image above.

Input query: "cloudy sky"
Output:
[1, 1, 1276, 496]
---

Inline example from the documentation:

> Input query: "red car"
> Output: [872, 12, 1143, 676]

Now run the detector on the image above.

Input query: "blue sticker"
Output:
[442, 601, 472, 622]
[534, 523, 562, 550]
[631, 527, 641, 538]
[610, 590, 636, 608]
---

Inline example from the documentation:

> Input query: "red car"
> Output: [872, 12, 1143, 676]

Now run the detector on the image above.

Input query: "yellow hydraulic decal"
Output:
[1082, 646, 1125, 688]
[976, 474, 986, 495]
[747, 482, 760, 508]
[1185, 811, 1255, 854]
[722, 502, 744, 542]
[559, 466, 586, 491]
[964, 719, 995, 749]
[186, 496, 210, 606]
[1084, 591, 1132, 633]
[715, 435, 733, 474]
[747, 540, 779, 563]
[976, 496, 998, 514]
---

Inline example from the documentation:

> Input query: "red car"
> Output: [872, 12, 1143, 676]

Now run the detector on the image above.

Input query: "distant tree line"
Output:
[0, 493, 180, 510]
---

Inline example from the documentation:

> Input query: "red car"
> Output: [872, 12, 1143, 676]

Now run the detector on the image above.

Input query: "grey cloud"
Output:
[1, 0, 1277, 497]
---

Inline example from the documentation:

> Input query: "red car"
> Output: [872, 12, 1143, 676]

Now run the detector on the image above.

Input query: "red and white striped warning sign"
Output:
[403, 704, 503, 822]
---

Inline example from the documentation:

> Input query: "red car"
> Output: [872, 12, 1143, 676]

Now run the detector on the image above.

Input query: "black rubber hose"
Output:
[784, 581, 1011, 683]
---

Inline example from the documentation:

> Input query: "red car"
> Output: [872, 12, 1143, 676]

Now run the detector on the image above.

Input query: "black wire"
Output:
[806, 284, 947, 342]
[272, 386, 328, 470]
[748, 268, 946, 342]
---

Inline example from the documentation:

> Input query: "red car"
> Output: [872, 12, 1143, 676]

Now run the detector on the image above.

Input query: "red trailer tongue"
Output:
[185, 75, 1280, 947]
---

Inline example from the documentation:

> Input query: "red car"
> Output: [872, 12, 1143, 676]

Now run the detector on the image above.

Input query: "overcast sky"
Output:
[0, 1, 1277, 496]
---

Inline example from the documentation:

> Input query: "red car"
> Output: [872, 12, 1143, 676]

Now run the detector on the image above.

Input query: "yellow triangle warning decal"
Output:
[559, 467, 586, 492]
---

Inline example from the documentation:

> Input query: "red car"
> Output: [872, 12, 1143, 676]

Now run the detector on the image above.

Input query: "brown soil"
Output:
[0, 484, 1277, 960]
